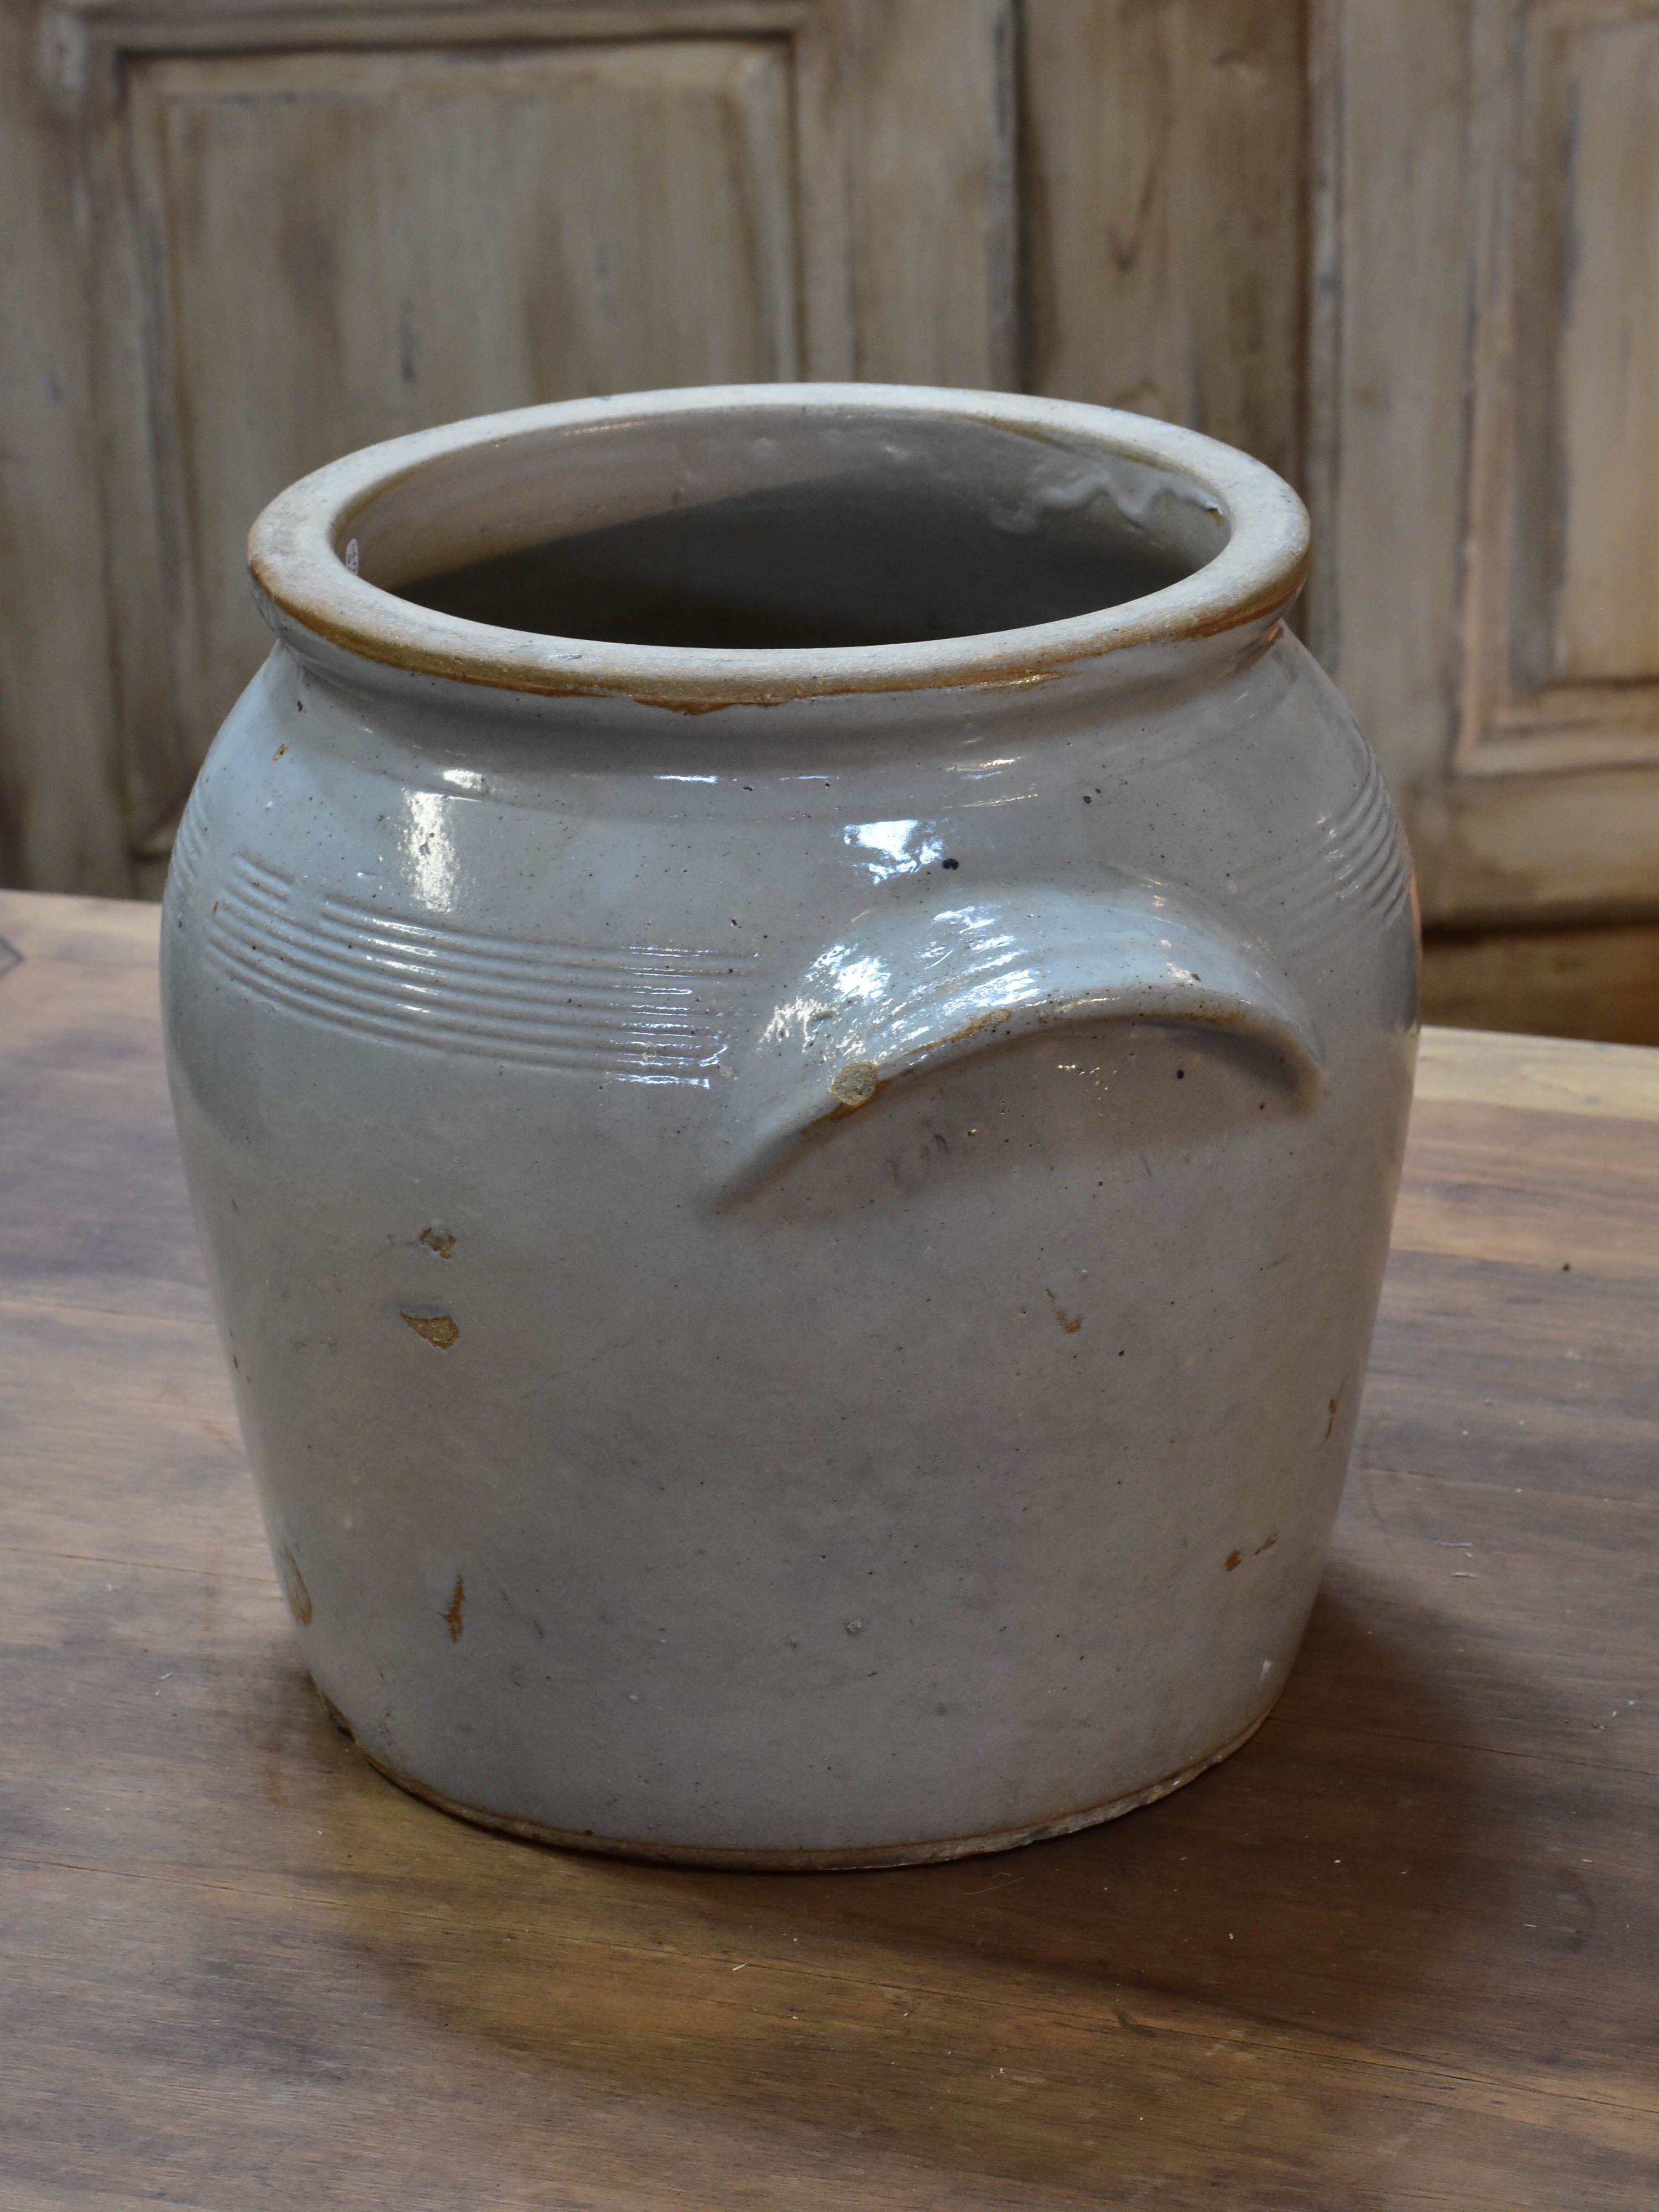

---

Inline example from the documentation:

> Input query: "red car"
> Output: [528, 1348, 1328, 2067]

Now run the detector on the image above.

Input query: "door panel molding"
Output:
[1311, 0, 1659, 925]
[1462, 0, 1659, 771]
[29, 0, 1016, 871]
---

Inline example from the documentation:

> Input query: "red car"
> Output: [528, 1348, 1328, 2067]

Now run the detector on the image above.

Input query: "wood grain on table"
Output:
[2, 888, 1656, 2211]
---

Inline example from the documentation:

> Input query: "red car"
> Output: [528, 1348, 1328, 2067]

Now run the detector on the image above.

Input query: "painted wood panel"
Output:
[1316, 0, 1659, 926]
[1465, 0, 1659, 746]
[0, 5, 129, 893]
[1549, 14, 1659, 682]
[14, 0, 1659, 947]
[842, 0, 1018, 387]
[125, 40, 800, 800]
[3, 0, 1021, 888]
[1304, 0, 1474, 780]
[1023, 0, 1307, 483]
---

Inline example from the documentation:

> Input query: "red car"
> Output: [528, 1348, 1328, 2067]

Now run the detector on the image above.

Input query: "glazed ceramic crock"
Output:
[161, 384, 1418, 1867]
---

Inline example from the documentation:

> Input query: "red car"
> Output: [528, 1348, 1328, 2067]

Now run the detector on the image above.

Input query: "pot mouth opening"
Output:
[249, 385, 1310, 708]
[393, 424, 1213, 651]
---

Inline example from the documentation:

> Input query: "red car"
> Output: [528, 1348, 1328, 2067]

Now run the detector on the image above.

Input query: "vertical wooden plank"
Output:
[1469, 0, 1659, 719]
[1317, 0, 1659, 930]
[790, 7, 857, 380]
[1301, 0, 1345, 667]
[1022, 0, 1307, 482]
[0, 14, 132, 893]
[1551, 12, 1659, 682]
[1307, 0, 1475, 837]
[838, 0, 1018, 387]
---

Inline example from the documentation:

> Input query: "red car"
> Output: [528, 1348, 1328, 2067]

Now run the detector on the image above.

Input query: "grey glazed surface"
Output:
[162, 386, 1418, 1864]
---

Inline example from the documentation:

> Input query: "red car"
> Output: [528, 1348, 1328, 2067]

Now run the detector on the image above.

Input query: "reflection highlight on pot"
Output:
[761, 943, 893, 1055]
[759, 907, 1045, 1066]
[402, 789, 458, 912]
[844, 818, 945, 880]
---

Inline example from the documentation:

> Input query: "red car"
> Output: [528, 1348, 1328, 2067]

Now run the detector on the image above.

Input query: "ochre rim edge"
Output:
[247, 385, 1311, 712]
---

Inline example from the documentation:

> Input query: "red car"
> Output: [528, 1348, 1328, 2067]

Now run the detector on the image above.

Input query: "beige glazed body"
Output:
[161, 385, 1418, 1867]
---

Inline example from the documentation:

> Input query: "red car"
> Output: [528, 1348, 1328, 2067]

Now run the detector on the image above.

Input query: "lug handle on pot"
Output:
[717, 880, 1323, 1199]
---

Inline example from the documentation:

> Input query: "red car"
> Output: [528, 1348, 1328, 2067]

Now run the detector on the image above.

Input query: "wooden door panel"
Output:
[17, 0, 1655, 928]
[6, 0, 1018, 891]
[1315, 0, 1659, 925]
[1550, 13, 1659, 684]
[1467, 0, 1659, 755]
[127, 41, 799, 771]
[0, 0, 127, 894]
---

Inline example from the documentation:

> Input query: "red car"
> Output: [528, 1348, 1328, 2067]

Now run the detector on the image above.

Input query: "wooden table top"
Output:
[4, 886, 1657, 2211]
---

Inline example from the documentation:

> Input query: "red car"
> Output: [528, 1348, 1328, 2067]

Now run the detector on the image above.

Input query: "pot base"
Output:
[324, 1695, 1281, 1870]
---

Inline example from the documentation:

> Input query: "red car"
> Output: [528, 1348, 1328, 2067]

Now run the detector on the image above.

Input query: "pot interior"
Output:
[363, 408, 1230, 652]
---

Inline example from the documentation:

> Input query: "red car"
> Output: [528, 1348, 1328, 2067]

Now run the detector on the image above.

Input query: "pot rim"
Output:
[248, 383, 1310, 712]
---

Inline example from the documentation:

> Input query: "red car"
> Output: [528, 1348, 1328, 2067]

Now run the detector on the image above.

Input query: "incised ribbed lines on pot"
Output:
[201, 851, 738, 1081]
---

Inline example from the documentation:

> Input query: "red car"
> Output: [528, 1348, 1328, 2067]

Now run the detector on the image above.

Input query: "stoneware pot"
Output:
[162, 383, 1418, 1869]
